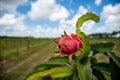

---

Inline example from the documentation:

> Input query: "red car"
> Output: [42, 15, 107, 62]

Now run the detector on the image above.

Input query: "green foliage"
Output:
[75, 12, 100, 80]
[108, 52, 120, 68]
[109, 58, 120, 80]
[91, 42, 120, 80]
[26, 67, 72, 80]
[25, 12, 120, 80]
[76, 12, 99, 29]
[44, 56, 69, 65]
[91, 42, 114, 53]
[92, 68, 106, 80]
[92, 63, 110, 74]
[33, 56, 69, 72]
[77, 59, 92, 80]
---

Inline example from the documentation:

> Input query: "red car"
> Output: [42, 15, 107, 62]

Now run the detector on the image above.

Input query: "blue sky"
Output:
[0, 0, 120, 37]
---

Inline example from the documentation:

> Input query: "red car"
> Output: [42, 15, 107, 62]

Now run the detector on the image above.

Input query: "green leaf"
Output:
[33, 64, 56, 72]
[76, 29, 90, 60]
[79, 45, 91, 60]
[109, 58, 120, 80]
[42, 76, 52, 80]
[75, 12, 100, 80]
[26, 67, 73, 80]
[76, 12, 100, 28]
[90, 57, 97, 65]
[92, 63, 110, 75]
[49, 67, 72, 79]
[44, 56, 69, 65]
[108, 52, 120, 68]
[55, 77, 71, 80]
[92, 68, 106, 80]
[77, 59, 92, 80]
[91, 42, 114, 54]
[33, 56, 69, 73]
[73, 72, 78, 80]
[76, 29, 89, 44]
[76, 12, 100, 60]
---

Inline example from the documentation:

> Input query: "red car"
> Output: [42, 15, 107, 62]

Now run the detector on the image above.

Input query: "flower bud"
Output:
[56, 33, 82, 56]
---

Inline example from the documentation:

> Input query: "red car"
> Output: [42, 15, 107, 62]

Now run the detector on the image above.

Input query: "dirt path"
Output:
[1, 42, 56, 80]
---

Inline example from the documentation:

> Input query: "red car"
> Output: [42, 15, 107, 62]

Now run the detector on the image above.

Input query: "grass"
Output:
[0, 38, 56, 80]
[3, 43, 56, 80]
[0, 38, 51, 60]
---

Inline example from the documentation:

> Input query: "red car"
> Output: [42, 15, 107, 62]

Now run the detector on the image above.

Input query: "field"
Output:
[0, 37, 56, 80]
[0, 37, 120, 80]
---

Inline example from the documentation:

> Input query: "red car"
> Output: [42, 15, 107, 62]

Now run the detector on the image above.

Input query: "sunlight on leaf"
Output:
[76, 12, 100, 29]
[26, 67, 72, 80]
[77, 59, 92, 80]
[108, 52, 120, 68]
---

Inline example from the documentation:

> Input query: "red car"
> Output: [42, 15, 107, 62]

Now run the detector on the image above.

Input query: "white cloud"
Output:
[0, 3, 101, 38]
[0, 14, 17, 26]
[0, 0, 30, 37]
[0, 14, 28, 37]
[95, 0, 102, 6]
[0, 0, 31, 37]
[95, 26, 107, 33]
[49, 5, 69, 21]
[0, 0, 28, 13]
[31, 5, 98, 37]
[33, 24, 74, 38]
[33, 25, 60, 37]
[101, 3, 120, 32]
[0, 5, 98, 37]
[81, 21, 95, 34]
[28, 0, 70, 21]
[0, 0, 95, 37]
[0, 14, 27, 31]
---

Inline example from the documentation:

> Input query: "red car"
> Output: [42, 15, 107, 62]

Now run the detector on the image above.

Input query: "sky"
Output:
[0, 0, 120, 38]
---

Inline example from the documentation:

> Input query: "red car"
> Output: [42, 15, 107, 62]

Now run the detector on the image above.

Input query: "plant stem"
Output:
[69, 54, 73, 64]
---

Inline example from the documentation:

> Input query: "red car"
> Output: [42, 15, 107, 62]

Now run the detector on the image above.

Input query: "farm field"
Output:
[0, 37, 56, 80]
[0, 37, 120, 80]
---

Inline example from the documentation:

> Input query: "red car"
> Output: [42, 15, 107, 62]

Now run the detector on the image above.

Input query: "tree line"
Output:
[88, 31, 120, 38]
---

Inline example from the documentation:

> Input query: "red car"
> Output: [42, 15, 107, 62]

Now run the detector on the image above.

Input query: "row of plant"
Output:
[0, 38, 50, 60]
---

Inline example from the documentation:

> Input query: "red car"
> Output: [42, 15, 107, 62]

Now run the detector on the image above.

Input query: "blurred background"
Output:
[0, 0, 120, 80]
